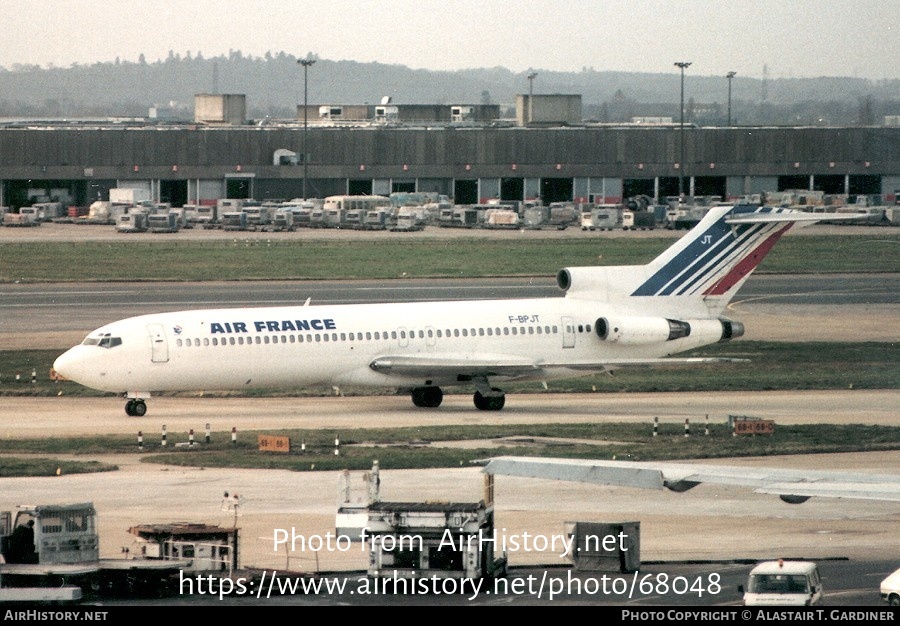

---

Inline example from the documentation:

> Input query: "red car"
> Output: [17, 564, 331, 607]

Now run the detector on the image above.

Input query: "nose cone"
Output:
[53, 346, 101, 387]
[53, 347, 80, 382]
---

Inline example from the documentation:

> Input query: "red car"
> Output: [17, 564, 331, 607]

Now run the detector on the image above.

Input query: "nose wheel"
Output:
[125, 399, 147, 417]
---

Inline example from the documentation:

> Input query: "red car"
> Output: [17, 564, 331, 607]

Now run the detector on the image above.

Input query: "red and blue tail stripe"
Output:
[631, 206, 796, 298]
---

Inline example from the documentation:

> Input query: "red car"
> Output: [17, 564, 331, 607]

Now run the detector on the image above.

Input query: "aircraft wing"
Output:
[557, 357, 748, 371]
[369, 354, 541, 378]
[369, 355, 747, 378]
[480, 456, 900, 503]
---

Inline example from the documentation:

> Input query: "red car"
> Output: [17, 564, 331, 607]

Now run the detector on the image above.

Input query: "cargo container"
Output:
[242, 204, 273, 228]
[2, 211, 40, 227]
[30, 202, 65, 221]
[109, 188, 151, 205]
[18, 206, 45, 222]
[220, 211, 248, 231]
[582, 205, 622, 231]
[147, 212, 179, 233]
[439, 206, 479, 228]
[482, 208, 519, 229]
[193, 205, 219, 228]
[363, 209, 390, 230]
[271, 208, 294, 231]
[391, 207, 425, 231]
[115, 211, 149, 233]
[622, 209, 656, 230]
[342, 208, 366, 229]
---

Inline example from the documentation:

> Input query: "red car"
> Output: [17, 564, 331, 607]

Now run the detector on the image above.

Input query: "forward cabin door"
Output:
[147, 324, 169, 363]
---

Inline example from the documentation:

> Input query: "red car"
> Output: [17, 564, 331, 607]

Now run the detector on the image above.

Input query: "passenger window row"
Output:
[173, 324, 563, 348]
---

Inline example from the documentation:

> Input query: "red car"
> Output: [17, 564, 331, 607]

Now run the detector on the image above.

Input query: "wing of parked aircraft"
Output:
[480, 456, 900, 503]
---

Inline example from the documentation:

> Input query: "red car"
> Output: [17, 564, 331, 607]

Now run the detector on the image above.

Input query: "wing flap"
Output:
[757, 482, 900, 502]
[560, 357, 748, 371]
[369, 354, 541, 378]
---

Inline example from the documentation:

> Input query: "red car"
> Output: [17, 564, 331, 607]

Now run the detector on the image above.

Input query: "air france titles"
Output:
[209, 318, 337, 334]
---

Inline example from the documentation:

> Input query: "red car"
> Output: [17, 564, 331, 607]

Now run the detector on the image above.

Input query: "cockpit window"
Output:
[82, 333, 122, 349]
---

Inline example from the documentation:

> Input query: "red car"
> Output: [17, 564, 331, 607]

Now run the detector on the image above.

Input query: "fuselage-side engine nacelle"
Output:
[594, 316, 743, 345]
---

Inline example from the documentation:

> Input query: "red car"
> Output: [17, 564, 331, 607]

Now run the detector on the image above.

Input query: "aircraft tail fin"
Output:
[558, 205, 843, 316]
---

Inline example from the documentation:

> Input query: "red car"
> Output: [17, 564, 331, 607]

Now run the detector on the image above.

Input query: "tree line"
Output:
[0, 51, 897, 126]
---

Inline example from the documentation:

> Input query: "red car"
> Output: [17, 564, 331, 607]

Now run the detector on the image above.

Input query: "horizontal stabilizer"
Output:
[725, 212, 870, 224]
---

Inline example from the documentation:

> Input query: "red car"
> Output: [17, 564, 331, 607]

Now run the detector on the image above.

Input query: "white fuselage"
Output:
[52, 295, 725, 395]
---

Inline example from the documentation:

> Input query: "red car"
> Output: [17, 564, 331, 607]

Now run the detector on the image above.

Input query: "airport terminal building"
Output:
[1, 94, 898, 209]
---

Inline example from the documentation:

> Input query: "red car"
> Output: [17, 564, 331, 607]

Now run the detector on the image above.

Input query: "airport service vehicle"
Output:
[739, 560, 823, 606]
[1, 503, 99, 568]
[0, 502, 189, 600]
[881, 567, 900, 605]
[53, 205, 866, 417]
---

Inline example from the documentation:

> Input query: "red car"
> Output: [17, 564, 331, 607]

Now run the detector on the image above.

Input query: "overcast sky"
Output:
[1, 0, 897, 80]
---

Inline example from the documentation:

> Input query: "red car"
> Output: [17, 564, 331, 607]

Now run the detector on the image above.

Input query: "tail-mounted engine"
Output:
[594, 317, 744, 344]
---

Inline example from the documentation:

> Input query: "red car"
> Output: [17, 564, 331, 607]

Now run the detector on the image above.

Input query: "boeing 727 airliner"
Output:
[53, 204, 859, 416]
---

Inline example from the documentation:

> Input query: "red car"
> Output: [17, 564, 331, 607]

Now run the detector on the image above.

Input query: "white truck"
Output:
[739, 560, 823, 606]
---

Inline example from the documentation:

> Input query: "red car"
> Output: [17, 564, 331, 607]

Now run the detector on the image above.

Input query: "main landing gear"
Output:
[125, 398, 147, 417]
[409, 385, 506, 411]
[411, 386, 443, 408]
[473, 388, 505, 411]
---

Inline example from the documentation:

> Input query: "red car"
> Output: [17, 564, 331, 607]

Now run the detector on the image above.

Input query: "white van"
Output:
[740, 560, 823, 606]
[880, 567, 900, 605]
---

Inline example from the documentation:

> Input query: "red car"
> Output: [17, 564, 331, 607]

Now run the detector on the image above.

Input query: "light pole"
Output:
[526, 71, 537, 126]
[298, 55, 316, 200]
[726, 71, 736, 126]
[674, 61, 692, 197]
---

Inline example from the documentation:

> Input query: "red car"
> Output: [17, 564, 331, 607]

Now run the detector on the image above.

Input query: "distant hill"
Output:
[1, 51, 898, 125]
